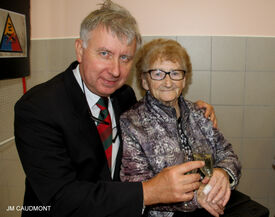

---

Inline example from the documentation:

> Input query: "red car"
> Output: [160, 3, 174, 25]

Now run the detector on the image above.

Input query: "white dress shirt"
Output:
[73, 65, 119, 178]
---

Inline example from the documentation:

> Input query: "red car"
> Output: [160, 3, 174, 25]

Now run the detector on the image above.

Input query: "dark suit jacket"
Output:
[14, 61, 143, 217]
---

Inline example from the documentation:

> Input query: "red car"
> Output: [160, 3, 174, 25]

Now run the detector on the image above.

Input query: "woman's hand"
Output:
[197, 184, 224, 217]
[195, 100, 217, 128]
[202, 168, 231, 207]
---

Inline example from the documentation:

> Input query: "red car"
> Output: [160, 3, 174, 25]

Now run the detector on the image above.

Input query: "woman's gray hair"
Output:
[80, 0, 142, 48]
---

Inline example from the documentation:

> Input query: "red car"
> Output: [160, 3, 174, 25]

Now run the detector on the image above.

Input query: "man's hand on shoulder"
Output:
[195, 100, 217, 129]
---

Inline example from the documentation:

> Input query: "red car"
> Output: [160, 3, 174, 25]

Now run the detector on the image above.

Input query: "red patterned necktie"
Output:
[96, 97, 112, 170]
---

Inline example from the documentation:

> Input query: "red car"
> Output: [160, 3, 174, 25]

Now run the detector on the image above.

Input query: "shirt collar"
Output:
[73, 64, 105, 107]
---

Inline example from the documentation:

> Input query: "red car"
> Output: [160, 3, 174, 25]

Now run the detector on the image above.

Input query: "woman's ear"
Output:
[182, 77, 186, 87]
[141, 75, 149, 91]
[75, 39, 84, 63]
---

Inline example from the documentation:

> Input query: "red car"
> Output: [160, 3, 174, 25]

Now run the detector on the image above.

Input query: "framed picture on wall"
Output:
[0, 0, 30, 80]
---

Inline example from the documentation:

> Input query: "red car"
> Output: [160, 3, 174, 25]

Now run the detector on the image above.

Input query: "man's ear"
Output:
[75, 39, 84, 63]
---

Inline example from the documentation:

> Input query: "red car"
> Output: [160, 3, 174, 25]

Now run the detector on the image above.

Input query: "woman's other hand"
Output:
[202, 168, 231, 207]
[197, 184, 224, 217]
[195, 100, 217, 128]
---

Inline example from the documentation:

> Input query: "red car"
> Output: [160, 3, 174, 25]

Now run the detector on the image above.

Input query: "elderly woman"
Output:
[120, 39, 241, 217]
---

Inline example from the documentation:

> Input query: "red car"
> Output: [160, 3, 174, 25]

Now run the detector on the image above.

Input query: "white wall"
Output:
[30, 0, 275, 39]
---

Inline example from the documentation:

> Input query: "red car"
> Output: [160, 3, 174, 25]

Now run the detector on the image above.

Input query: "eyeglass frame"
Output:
[145, 69, 186, 81]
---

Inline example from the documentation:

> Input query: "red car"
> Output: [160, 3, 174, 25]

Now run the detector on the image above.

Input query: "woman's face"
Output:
[142, 59, 186, 107]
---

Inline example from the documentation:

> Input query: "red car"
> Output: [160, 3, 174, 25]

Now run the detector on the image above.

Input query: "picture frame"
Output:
[0, 0, 30, 80]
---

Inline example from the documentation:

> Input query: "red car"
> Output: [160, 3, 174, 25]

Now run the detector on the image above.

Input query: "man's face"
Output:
[75, 25, 137, 97]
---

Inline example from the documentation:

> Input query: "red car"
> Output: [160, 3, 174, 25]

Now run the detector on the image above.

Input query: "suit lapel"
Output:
[110, 96, 123, 181]
[63, 62, 112, 180]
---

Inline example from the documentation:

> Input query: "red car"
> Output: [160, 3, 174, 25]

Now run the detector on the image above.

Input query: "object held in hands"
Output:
[193, 152, 213, 177]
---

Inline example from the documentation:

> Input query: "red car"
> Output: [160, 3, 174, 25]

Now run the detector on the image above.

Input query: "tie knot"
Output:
[97, 97, 108, 110]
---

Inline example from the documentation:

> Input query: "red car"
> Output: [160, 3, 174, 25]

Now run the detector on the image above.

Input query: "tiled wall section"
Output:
[0, 36, 274, 216]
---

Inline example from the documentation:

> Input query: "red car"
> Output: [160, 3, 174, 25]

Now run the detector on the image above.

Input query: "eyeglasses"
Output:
[146, 69, 186, 81]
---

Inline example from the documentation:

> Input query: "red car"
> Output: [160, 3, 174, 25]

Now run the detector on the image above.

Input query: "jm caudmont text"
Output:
[6, 205, 51, 212]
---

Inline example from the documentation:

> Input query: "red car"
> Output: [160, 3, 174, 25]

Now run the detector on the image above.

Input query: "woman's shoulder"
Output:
[183, 98, 214, 129]
[184, 99, 205, 117]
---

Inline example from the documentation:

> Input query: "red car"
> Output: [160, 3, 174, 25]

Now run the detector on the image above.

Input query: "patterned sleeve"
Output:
[211, 127, 242, 188]
[195, 108, 242, 189]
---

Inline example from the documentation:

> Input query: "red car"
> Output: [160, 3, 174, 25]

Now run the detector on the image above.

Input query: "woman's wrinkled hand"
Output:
[202, 168, 231, 207]
[197, 168, 231, 216]
[197, 184, 224, 217]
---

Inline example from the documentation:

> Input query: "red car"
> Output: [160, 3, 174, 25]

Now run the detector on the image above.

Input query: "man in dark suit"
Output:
[14, 1, 215, 217]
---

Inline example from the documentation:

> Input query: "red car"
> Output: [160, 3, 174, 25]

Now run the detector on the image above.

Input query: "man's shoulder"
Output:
[112, 84, 135, 99]
[17, 72, 65, 105]
[111, 84, 137, 113]
[15, 62, 77, 109]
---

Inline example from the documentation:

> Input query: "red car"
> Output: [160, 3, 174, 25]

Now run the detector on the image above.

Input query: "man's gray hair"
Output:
[80, 0, 142, 48]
